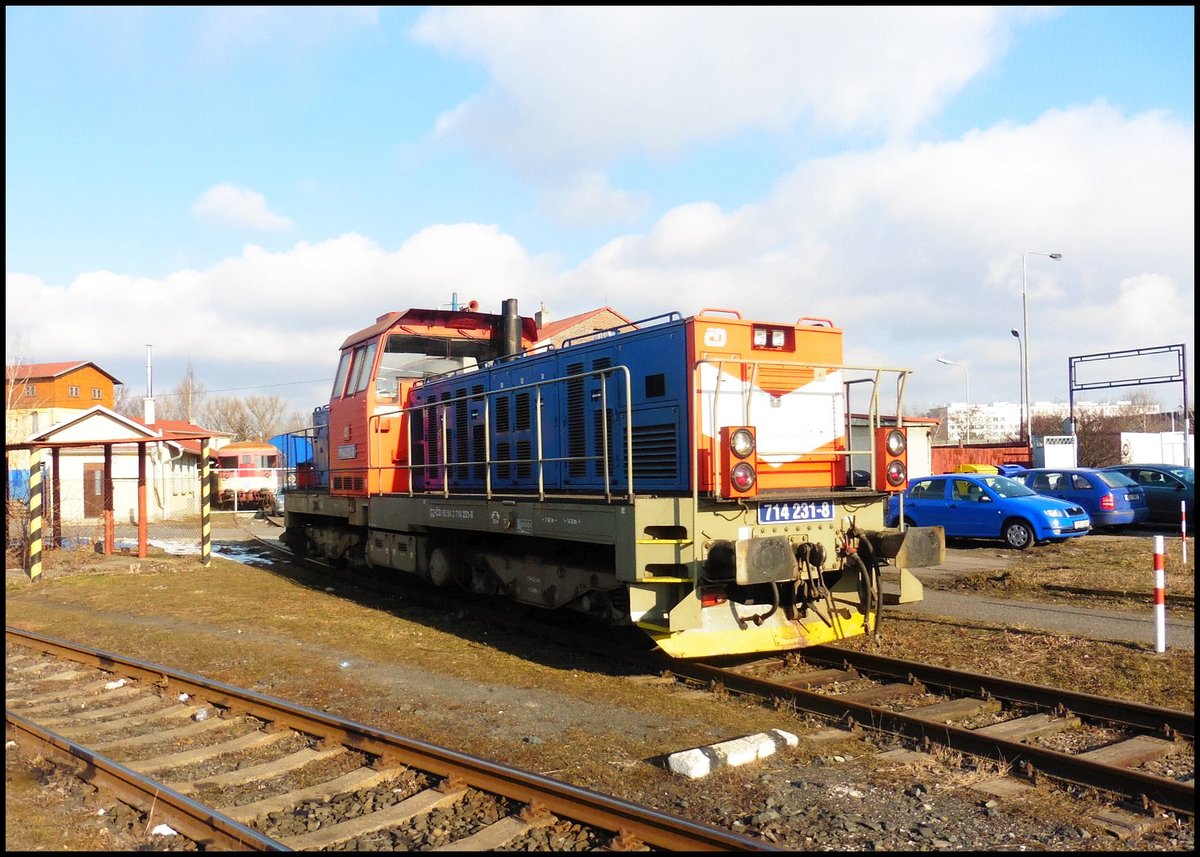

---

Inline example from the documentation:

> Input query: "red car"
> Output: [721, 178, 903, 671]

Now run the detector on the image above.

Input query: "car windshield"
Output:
[1098, 471, 1137, 488]
[979, 475, 1036, 498]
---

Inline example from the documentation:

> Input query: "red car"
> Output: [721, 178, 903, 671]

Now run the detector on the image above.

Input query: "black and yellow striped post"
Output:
[200, 439, 211, 566]
[28, 448, 43, 581]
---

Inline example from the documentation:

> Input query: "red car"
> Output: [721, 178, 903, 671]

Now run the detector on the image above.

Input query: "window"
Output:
[909, 479, 940, 500]
[91, 388, 102, 399]
[24, 385, 36, 397]
[332, 351, 353, 398]
[68, 385, 80, 397]
[349, 342, 377, 395]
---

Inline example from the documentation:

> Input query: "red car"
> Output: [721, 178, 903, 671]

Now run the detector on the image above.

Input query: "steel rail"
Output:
[6, 625, 780, 852]
[5, 711, 286, 851]
[802, 645, 1195, 739]
[665, 660, 1194, 817]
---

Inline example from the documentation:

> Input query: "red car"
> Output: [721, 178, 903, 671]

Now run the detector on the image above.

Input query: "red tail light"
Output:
[1100, 493, 1115, 511]
[874, 427, 908, 492]
[700, 587, 728, 608]
[719, 426, 758, 499]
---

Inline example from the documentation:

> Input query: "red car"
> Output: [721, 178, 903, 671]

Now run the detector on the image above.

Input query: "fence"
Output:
[6, 472, 206, 574]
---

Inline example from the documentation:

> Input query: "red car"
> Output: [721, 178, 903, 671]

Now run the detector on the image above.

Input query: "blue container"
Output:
[8, 468, 31, 502]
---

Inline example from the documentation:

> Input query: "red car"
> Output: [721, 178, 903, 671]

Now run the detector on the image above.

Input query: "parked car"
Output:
[1010, 467, 1149, 530]
[1100, 464, 1194, 530]
[886, 473, 1090, 550]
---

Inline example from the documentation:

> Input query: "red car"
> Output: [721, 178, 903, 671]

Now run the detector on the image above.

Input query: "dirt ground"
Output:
[5, 529, 1195, 851]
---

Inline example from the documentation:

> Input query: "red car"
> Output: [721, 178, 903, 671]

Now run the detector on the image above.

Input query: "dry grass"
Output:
[834, 613, 1194, 711]
[6, 540, 1195, 852]
[937, 534, 1195, 603]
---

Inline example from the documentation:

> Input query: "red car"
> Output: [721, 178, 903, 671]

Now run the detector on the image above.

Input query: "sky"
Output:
[5, 6, 1195, 422]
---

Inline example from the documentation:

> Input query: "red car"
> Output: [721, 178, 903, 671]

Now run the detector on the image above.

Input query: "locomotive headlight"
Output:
[731, 462, 756, 492]
[753, 328, 768, 346]
[729, 427, 756, 459]
[885, 459, 907, 488]
[771, 329, 785, 347]
[884, 428, 907, 457]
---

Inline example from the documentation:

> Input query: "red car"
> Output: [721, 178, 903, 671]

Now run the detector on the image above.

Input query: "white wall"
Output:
[1120, 432, 1195, 466]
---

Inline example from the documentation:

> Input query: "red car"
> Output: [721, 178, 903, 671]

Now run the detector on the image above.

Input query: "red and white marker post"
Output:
[1153, 535, 1166, 654]
[1181, 500, 1189, 567]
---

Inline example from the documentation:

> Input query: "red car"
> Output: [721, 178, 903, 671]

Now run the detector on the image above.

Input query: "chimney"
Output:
[143, 344, 155, 425]
[535, 303, 550, 329]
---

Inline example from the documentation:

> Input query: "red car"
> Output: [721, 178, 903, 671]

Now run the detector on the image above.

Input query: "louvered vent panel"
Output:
[517, 440, 532, 479]
[632, 424, 678, 479]
[566, 363, 586, 477]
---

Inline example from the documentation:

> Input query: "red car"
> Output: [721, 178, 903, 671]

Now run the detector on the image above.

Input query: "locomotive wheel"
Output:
[428, 547, 459, 588]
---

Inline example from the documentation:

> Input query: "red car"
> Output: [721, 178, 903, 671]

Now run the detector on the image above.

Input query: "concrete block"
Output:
[667, 729, 798, 779]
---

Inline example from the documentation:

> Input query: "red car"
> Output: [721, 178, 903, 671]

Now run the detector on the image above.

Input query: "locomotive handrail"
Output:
[796, 316, 835, 327]
[696, 308, 742, 319]
[560, 311, 682, 349]
[369, 365, 636, 504]
[691, 356, 914, 507]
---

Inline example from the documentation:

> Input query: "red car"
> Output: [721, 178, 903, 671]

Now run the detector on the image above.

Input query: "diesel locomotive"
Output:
[280, 298, 943, 658]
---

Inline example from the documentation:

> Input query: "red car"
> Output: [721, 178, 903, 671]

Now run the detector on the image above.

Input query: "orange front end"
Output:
[689, 311, 848, 495]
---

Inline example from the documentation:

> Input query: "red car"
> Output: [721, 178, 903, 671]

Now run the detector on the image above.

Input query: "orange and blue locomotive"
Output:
[281, 299, 942, 658]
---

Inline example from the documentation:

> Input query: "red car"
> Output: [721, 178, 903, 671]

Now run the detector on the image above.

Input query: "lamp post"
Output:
[1010, 328, 1023, 444]
[937, 357, 970, 444]
[1021, 250, 1063, 446]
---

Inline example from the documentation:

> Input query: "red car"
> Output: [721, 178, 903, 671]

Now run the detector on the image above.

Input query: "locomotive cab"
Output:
[325, 300, 538, 496]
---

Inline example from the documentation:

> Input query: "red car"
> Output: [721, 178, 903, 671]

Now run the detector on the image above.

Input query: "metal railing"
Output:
[360, 365, 636, 503]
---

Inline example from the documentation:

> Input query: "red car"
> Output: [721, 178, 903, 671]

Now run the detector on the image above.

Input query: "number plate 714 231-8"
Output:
[757, 500, 835, 525]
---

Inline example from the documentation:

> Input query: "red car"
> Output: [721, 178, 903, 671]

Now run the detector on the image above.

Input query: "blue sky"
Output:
[5, 6, 1194, 419]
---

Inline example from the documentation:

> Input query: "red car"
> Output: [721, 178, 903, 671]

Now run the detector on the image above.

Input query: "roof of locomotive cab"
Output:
[339, 306, 539, 350]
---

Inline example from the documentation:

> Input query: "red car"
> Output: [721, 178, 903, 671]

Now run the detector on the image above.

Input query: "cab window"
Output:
[350, 342, 377, 394]
[332, 351, 353, 398]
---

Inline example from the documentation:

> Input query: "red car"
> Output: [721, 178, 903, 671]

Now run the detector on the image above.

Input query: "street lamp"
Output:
[1021, 250, 1063, 446]
[1010, 328, 1023, 444]
[937, 357, 970, 444]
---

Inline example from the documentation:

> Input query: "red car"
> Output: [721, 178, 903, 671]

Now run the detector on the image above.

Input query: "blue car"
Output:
[1011, 467, 1149, 530]
[887, 473, 1090, 550]
[1100, 464, 1194, 530]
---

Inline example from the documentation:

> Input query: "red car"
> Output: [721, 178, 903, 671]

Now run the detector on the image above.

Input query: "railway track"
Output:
[228, 527, 1195, 820]
[6, 627, 780, 852]
[666, 651, 1193, 817]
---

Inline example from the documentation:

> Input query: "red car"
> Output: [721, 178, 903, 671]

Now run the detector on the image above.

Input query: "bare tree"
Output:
[156, 365, 209, 423]
[202, 396, 252, 439]
[243, 394, 292, 441]
[5, 339, 39, 444]
[112, 385, 138, 419]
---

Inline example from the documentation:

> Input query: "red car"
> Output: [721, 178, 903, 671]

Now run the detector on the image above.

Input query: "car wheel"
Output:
[1003, 519, 1034, 550]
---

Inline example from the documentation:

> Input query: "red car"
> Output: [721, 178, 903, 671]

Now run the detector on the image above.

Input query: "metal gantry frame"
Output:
[1067, 343, 1190, 468]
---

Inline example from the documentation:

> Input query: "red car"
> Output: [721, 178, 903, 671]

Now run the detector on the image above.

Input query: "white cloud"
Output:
[541, 172, 651, 227]
[4, 227, 555, 409]
[192, 184, 294, 231]
[7, 104, 1192, 414]
[412, 7, 1035, 169]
